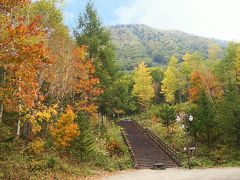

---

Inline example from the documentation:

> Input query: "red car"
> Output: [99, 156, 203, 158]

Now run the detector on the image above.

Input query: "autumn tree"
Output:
[70, 47, 102, 115]
[74, 1, 118, 115]
[188, 70, 222, 102]
[29, 0, 75, 108]
[208, 43, 222, 60]
[215, 43, 240, 147]
[0, 0, 51, 136]
[132, 62, 154, 109]
[181, 53, 203, 77]
[161, 56, 182, 104]
[50, 107, 79, 148]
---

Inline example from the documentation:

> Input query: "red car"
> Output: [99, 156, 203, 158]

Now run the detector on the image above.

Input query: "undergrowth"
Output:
[0, 121, 132, 179]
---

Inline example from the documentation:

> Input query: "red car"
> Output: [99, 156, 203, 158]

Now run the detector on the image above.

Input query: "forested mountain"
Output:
[108, 24, 227, 70]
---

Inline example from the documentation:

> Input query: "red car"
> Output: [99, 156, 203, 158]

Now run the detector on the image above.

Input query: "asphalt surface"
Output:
[101, 168, 240, 180]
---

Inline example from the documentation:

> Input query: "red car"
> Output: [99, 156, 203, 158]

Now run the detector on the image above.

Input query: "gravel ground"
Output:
[100, 168, 240, 180]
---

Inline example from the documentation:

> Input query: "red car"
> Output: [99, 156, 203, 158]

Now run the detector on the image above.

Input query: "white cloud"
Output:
[64, 11, 75, 19]
[64, 11, 76, 30]
[114, 0, 240, 41]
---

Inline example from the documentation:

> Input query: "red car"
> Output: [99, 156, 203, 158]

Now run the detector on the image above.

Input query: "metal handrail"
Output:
[145, 128, 180, 164]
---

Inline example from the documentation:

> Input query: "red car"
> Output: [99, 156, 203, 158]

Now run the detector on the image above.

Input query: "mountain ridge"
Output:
[107, 24, 227, 70]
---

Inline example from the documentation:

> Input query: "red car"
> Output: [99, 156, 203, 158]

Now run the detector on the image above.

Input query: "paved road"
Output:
[101, 168, 240, 180]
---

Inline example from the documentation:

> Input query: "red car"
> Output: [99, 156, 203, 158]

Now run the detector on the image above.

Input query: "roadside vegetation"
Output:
[1, 0, 240, 179]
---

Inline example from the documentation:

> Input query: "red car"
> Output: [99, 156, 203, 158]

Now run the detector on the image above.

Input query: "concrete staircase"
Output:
[118, 120, 180, 169]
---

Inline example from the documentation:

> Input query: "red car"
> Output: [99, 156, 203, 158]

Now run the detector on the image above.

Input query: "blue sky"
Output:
[63, 0, 240, 41]
[63, 0, 133, 30]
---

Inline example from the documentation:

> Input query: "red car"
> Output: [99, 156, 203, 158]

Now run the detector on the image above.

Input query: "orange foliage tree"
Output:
[0, 0, 51, 136]
[1, 0, 50, 109]
[188, 70, 222, 102]
[70, 47, 103, 115]
[0, 1, 102, 143]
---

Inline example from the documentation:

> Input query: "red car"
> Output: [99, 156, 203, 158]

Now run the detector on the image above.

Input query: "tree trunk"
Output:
[0, 68, 5, 123]
[207, 130, 211, 149]
[237, 135, 240, 146]
[17, 118, 21, 137]
[194, 132, 198, 156]
[17, 72, 22, 137]
[178, 90, 182, 104]
[0, 103, 3, 123]
[236, 129, 240, 146]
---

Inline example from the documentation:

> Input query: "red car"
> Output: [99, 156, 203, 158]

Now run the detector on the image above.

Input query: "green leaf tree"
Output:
[158, 104, 176, 128]
[193, 91, 216, 148]
[218, 82, 240, 146]
[150, 67, 164, 104]
[102, 75, 138, 117]
[69, 113, 95, 161]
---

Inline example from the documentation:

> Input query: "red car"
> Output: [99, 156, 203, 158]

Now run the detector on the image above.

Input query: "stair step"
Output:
[118, 120, 180, 169]
[135, 161, 178, 166]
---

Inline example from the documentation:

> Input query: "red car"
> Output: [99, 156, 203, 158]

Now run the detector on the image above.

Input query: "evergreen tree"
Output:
[158, 104, 176, 130]
[69, 113, 95, 161]
[194, 91, 216, 148]
[218, 82, 240, 146]
[102, 75, 138, 117]
[74, 1, 117, 115]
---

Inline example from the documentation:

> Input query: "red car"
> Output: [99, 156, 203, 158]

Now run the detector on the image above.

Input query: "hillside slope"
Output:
[108, 24, 227, 70]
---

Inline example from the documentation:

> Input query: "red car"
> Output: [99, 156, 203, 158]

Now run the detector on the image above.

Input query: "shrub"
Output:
[209, 144, 228, 164]
[0, 122, 12, 141]
[50, 107, 79, 148]
[189, 157, 215, 168]
[46, 156, 57, 169]
[106, 140, 124, 157]
[29, 138, 44, 155]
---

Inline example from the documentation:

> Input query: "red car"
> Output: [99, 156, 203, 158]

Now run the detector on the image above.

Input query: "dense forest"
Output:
[0, 0, 240, 179]
[109, 24, 227, 70]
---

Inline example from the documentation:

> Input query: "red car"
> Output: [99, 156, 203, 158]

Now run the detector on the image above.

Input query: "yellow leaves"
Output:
[24, 104, 58, 133]
[132, 62, 154, 108]
[208, 43, 222, 60]
[29, 137, 44, 155]
[35, 106, 57, 122]
[161, 56, 179, 104]
[49, 107, 79, 148]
